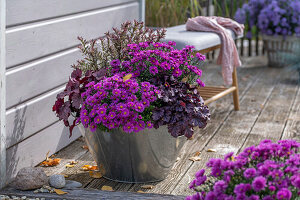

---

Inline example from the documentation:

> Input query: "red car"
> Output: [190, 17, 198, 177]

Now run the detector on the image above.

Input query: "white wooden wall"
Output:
[1, 0, 142, 185]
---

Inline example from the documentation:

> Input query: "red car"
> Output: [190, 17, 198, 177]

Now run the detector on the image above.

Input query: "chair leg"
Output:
[232, 67, 240, 111]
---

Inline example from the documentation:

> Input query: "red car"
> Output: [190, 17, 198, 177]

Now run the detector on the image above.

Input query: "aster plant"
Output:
[53, 20, 210, 138]
[235, 0, 300, 37]
[187, 140, 300, 200]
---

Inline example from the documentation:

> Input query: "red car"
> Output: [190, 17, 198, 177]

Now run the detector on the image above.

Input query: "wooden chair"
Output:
[164, 25, 240, 110]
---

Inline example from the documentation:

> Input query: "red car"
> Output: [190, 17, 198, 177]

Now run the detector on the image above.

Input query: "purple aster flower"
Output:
[291, 176, 300, 189]
[205, 191, 216, 200]
[112, 89, 121, 96]
[135, 103, 145, 113]
[243, 168, 257, 179]
[173, 68, 182, 77]
[94, 116, 102, 124]
[110, 59, 120, 67]
[123, 123, 134, 133]
[117, 103, 126, 110]
[276, 188, 292, 200]
[146, 121, 153, 129]
[127, 102, 135, 109]
[141, 99, 150, 107]
[252, 176, 266, 192]
[213, 180, 227, 194]
[107, 122, 116, 130]
[122, 61, 130, 68]
[149, 66, 158, 75]
[196, 79, 205, 87]
[137, 120, 145, 129]
[108, 111, 116, 119]
[161, 61, 171, 70]
[89, 123, 97, 132]
[98, 107, 106, 116]
[195, 169, 205, 178]
[81, 116, 89, 128]
[121, 108, 130, 117]
[196, 52, 206, 61]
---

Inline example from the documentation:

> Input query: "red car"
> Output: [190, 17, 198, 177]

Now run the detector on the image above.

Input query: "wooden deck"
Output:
[28, 56, 300, 197]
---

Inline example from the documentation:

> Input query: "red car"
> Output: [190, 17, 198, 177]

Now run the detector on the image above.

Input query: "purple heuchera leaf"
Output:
[152, 77, 210, 138]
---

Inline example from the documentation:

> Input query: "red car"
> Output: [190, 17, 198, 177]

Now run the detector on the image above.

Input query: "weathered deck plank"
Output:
[0, 188, 185, 200]
[281, 84, 300, 141]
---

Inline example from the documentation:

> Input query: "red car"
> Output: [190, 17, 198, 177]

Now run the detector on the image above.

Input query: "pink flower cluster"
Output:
[109, 41, 205, 87]
[80, 73, 159, 133]
[187, 140, 300, 200]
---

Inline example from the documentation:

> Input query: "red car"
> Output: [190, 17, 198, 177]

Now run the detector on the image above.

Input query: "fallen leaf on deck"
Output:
[63, 174, 69, 178]
[141, 185, 155, 189]
[89, 171, 102, 179]
[39, 151, 61, 167]
[82, 145, 89, 150]
[189, 156, 201, 162]
[189, 151, 202, 161]
[69, 160, 78, 165]
[101, 186, 113, 191]
[207, 149, 217, 152]
[54, 189, 68, 195]
[82, 165, 98, 171]
[137, 190, 145, 193]
[65, 164, 75, 168]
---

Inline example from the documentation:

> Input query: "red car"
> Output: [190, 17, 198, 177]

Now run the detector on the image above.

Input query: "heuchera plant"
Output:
[187, 140, 300, 200]
[53, 20, 210, 138]
[235, 0, 300, 37]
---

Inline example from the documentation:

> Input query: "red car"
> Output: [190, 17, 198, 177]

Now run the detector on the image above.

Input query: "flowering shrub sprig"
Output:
[80, 73, 159, 133]
[187, 140, 300, 200]
[235, 0, 300, 37]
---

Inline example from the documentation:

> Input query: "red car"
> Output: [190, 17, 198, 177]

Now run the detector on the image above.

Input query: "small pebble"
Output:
[49, 174, 66, 189]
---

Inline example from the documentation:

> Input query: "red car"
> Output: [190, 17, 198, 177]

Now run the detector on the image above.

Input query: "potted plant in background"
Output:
[53, 21, 210, 183]
[186, 139, 300, 200]
[235, 0, 300, 68]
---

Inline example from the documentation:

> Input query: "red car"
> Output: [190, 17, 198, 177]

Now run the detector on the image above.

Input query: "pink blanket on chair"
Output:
[186, 16, 244, 85]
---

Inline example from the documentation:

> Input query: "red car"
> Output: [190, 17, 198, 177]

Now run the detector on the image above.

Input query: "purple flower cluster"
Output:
[108, 41, 205, 87]
[235, 0, 300, 37]
[80, 73, 159, 133]
[187, 140, 300, 200]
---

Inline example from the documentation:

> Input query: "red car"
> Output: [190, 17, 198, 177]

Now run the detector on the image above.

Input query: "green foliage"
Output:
[146, 0, 244, 28]
[73, 20, 166, 73]
[145, 0, 205, 27]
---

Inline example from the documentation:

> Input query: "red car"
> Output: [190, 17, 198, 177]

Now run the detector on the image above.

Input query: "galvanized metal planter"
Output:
[80, 126, 186, 183]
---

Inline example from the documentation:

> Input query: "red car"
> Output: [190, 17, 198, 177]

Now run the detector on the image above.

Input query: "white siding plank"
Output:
[6, 122, 81, 181]
[6, 48, 80, 108]
[6, 86, 65, 148]
[6, 2, 139, 68]
[0, 0, 6, 189]
[7, 0, 138, 26]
